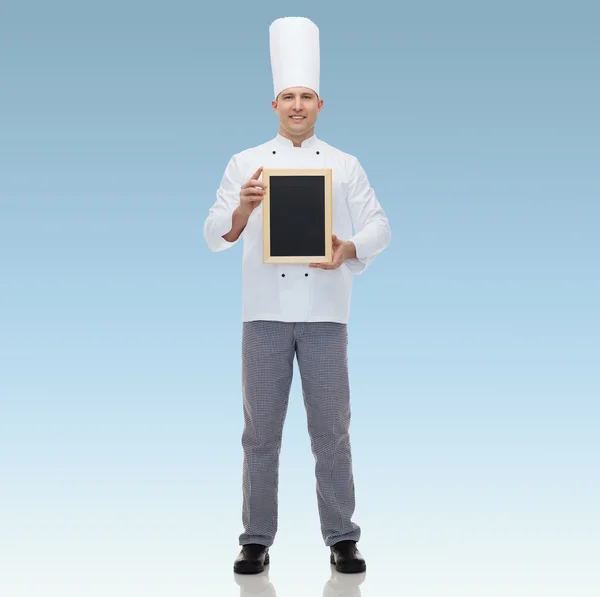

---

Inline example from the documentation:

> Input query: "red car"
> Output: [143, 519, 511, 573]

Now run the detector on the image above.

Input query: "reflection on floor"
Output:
[233, 566, 366, 596]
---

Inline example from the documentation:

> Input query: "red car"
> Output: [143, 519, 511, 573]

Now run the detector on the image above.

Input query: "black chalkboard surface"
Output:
[262, 168, 332, 264]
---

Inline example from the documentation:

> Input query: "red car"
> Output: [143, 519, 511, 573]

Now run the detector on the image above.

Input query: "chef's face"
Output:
[272, 87, 323, 139]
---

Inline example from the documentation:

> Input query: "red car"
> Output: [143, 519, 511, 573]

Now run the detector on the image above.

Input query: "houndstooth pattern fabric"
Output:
[238, 320, 361, 547]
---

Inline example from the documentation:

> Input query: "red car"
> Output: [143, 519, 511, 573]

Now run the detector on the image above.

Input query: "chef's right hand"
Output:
[239, 166, 267, 217]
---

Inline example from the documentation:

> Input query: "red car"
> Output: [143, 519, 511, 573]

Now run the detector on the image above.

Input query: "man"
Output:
[203, 17, 391, 575]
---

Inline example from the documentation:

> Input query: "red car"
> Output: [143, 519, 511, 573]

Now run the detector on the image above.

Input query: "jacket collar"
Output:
[275, 132, 319, 148]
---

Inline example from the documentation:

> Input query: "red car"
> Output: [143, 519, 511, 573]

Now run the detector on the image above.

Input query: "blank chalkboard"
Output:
[262, 168, 332, 264]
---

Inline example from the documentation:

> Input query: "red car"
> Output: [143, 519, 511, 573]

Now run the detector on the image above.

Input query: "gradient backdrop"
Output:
[1, 1, 598, 596]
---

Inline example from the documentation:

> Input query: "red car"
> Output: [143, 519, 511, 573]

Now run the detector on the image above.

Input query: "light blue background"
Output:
[1, 1, 598, 595]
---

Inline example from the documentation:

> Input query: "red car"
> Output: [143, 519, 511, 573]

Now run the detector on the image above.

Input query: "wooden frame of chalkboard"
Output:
[262, 168, 332, 264]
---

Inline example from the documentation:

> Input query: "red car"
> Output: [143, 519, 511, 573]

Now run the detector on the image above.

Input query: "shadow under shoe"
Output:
[324, 568, 366, 597]
[233, 568, 277, 596]
[329, 540, 366, 573]
[234, 543, 270, 574]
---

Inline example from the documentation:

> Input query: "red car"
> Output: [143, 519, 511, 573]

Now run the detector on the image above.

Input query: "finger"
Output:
[243, 179, 268, 189]
[242, 187, 266, 196]
[251, 166, 266, 188]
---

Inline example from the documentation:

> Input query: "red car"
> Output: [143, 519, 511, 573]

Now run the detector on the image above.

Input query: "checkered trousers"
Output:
[238, 320, 361, 547]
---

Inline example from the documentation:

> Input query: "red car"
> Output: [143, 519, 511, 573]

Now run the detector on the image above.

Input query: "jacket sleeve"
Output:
[344, 156, 392, 275]
[203, 154, 246, 252]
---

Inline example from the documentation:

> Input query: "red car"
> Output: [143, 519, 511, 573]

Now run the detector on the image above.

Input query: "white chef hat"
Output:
[269, 17, 320, 100]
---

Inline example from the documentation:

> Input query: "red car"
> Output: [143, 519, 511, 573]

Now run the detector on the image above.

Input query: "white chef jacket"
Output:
[203, 133, 391, 323]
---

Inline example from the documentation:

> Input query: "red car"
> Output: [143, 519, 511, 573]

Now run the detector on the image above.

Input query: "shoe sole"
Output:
[330, 553, 366, 573]
[233, 554, 270, 574]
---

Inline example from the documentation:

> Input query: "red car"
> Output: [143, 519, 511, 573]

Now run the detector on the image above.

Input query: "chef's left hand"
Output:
[309, 234, 352, 269]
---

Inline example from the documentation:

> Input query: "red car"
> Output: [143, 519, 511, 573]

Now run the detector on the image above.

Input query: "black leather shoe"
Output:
[329, 540, 366, 573]
[233, 543, 270, 574]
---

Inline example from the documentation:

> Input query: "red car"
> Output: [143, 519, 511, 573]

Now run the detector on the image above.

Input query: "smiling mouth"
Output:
[290, 116, 305, 121]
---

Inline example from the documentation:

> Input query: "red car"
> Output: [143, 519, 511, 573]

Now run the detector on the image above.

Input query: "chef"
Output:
[203, 16, 391, 575]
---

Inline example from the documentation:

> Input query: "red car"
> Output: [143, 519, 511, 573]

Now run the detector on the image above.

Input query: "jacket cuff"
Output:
[344, 258, 367, 274]
[206, 211, 240, 251]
